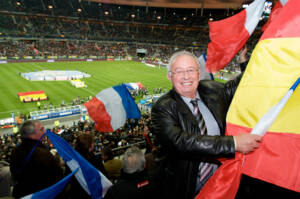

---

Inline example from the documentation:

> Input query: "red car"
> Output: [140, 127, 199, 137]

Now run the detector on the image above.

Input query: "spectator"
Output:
[9, 120, 64, 198]
[104, 146, 157, 199]
[68, 133, 107, 199]
[151, 50, 261, 199]
[0, 160, 12, 197]
[75, 133, 107, 175]
[102, 147, 122, 183]
[144, 140, 163, 177]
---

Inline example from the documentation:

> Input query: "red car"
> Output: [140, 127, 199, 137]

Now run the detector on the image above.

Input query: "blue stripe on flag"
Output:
[202, 53, 207, 61]
[46, 131, 112, 199]
[202, 53, 214, 80]
[113, 84, 141, 119]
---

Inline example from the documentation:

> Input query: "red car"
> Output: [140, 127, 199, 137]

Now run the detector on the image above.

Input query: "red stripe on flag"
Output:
[206, 10, 249, 72]
[261, 1, 285, 32]
[226, 122, 300, 192]
[197, 122, 300, 199]
[260, 0, 300, 40]
[241, 132, 300, 192]
[84, 97, 113, 132]
[18, 90, 45, 96]
[195, 153, 243, 199]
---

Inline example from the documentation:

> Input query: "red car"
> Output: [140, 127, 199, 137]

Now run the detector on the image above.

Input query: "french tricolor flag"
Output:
[84, 84, 141, 132]
[206, 0, 265, 73]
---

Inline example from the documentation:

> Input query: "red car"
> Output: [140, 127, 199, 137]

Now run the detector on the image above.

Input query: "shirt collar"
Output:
[181, 92, 201, 104]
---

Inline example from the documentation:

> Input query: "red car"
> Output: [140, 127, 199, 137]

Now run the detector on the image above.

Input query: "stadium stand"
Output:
[0, 1, 269, 198]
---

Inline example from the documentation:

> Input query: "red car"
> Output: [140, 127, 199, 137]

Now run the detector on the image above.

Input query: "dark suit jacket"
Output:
[151, 76, 242, 199]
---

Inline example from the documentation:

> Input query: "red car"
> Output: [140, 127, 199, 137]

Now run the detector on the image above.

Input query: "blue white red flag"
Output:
[84, 84, 141, 132]
[124, 82, 144, 90]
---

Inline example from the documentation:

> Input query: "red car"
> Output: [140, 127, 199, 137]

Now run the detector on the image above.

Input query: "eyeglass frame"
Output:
[168, 67, 200, 77]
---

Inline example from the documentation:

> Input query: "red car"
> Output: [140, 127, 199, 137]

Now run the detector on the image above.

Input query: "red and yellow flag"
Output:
[196, 0, 300, 198]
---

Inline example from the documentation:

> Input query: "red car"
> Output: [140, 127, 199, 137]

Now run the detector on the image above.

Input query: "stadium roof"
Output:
[88, 0, 253, 9]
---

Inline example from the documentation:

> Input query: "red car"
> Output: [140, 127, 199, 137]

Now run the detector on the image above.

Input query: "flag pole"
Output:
[251, 77, 300, 136]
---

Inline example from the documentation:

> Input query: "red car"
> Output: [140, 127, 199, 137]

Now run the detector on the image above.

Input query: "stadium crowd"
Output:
[0, 0, 289, 199]
[0, 0, 262, 63]
[0, 112, 161, 198]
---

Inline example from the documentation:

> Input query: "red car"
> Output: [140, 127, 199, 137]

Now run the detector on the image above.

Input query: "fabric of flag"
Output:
[46, 131, 112, 199]
[261, 0, 288, 32]
[84, 84, 141, 132]
[198, 53, 213, 80]
[21, 168, 79, 199]
[124, 82, 144, 90]
[205, 0, 265, 73]
[196, 0, 300, 198]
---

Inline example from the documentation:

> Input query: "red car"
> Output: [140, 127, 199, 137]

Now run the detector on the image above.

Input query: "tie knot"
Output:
[190, 99, 198, 107]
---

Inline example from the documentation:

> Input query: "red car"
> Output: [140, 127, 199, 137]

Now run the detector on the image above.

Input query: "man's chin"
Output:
[180, 91, 196, 98]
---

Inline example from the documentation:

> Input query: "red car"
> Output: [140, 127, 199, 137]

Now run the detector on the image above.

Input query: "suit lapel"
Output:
[170, 89, 198, 126]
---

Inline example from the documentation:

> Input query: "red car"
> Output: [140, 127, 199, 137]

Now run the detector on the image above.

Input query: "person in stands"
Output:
[151, 50, 261, 199]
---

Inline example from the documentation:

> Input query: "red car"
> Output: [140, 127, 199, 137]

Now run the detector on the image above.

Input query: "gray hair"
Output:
[20, 120, 40, 139]
[122, 146, 145, 174]
[167, 50, 201, 73]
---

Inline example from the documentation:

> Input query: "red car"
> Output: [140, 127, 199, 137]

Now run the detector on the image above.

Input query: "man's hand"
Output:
[239, 46, 248, 63]
[234, 134, 262, 154]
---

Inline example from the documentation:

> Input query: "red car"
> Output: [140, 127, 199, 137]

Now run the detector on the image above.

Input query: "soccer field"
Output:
[0, 60, 171, 119]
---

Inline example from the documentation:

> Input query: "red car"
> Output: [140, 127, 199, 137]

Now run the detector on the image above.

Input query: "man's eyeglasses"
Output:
[170, 68, 199, 76]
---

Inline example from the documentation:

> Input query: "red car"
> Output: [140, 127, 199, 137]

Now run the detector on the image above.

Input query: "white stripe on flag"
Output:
[67, 160, 112, 197]
[245, 0, 266, 34]
[199, 54, 211, 80]
[98, 171, 112, 197]
[280, 0, 288, 5]
[96, 87, 126, 131]
[67, 159, 91, 195]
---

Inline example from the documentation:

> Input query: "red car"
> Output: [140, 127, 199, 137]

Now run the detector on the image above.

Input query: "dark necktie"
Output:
[190, 99, 214, 193]
[190, 99, 207, 135]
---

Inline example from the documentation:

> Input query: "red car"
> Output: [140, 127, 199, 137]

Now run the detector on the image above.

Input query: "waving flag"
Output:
[47, 131, 112, 198]
[84, 84, 141, 132]
[21, 131, 112, 199]
[206, 0, 265, 73]
[124, 82, 145, 90]
[261, 0, 288, 31]
[196, 0, 300, 198]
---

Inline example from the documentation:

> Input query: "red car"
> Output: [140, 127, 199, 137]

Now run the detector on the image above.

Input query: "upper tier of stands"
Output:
[0, 0, 264, 49]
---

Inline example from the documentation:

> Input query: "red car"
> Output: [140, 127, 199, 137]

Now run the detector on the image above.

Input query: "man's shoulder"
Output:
[153, 90, 177, 108]
[198, 79, 224, 90]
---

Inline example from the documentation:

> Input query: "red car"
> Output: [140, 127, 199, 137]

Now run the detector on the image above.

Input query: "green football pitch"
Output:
[0, 60, 171, 119]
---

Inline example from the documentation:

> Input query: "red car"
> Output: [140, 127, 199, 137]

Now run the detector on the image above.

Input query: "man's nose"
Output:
[183, 70, 190, 79]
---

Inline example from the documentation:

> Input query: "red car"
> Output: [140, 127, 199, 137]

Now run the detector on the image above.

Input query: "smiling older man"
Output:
[151, 50, 261, 199]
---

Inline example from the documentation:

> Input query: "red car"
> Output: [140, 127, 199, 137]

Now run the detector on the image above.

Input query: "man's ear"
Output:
[198, 70, 202, 80]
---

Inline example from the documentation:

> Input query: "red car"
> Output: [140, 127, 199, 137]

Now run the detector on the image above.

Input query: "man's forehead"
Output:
[171, 55, 198, 68]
